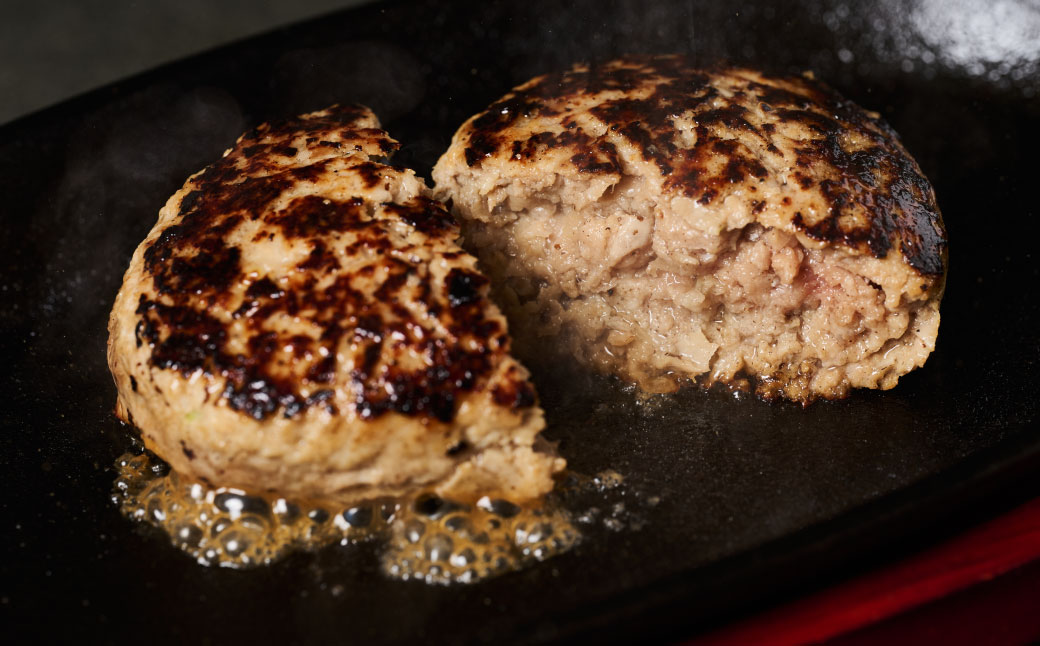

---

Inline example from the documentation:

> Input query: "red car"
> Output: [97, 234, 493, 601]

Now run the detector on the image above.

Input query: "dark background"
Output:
[0, 0, 374, 125]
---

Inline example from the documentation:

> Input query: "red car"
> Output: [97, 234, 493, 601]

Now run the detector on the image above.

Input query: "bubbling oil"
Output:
[113, 452, 580, 583]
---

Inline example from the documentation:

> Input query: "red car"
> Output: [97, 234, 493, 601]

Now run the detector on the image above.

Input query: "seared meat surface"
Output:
[434, 56, 947, 402]
[108, 105, 562, 504]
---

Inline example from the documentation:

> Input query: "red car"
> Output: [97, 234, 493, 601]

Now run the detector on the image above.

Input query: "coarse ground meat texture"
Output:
[433, 56, 947, 403]
[108, 104, 563, 504]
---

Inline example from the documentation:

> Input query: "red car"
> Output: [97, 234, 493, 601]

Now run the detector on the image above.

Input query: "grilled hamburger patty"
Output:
[433, 56, 947, 402]
[108, 105, 563, 504]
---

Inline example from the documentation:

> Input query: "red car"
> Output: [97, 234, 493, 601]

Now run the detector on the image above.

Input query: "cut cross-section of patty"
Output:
[108, 104, 563, 504]
[433, 56, 947, 403]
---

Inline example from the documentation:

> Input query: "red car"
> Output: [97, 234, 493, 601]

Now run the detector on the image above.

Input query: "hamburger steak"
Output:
[108, 105, 563, 504]
[433, 56, 948, 402]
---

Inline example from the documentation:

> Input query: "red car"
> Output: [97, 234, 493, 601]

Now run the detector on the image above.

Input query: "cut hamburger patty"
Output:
[433, 56, 948, 402]
[107, 105, 563, 504]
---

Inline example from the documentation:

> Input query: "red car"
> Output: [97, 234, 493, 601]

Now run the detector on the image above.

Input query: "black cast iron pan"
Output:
[2, 0, 1039, 643]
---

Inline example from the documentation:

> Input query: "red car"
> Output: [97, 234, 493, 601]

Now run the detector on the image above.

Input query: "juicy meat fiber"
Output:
[433, 56, 948, 403]
[107, 105, 563, 504]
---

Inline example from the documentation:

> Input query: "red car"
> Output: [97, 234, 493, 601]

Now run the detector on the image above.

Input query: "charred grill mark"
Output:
[161, 241, 242, 296]
[695, 104, 756, 131]
[465, 96, 547, 166]
[375, 134, 396, 155]
[446, 268, 488, 308]
[241, 144, 296, 158]
[136, 107, 531, 423]
[462, 58, 695, 168]
[793, 205, 890, 258]
[750, 82, 815, 109]
[775, 108, 839, 134]
[792, 131, 946, 275]
[297, 240, 341, 272]
[886, 173, 947, 276]
[199, 105, 399, 184]
[382, 196, 458, 235]
[246, 104, 381, 149]
[571, 140, 623, 174]
[617, 121, 675, 175]
[224, 375, 298, 421]
[373, 262, 411, 301]
[233, 276, 284, 318]
[507, 127, 624, 175]
[665, 129, 769, 202]
[136, 299, 228, 375]
[512, 131, 560, 160]
[351, 319, 505, 423]
[726, 153, 769, 184]
[352, 160, 385, 187]
[460, 55, 945, 276]
[356, 333, 385, 380]
[306, 355, 336, 383]
[493, 378, 537, 409]
[266, 195, 365, 238]
[145, 172, 290, 274]
[357, 371, 456, 422]
[717, 139, 769, 184]
[178, 190, 202, 215]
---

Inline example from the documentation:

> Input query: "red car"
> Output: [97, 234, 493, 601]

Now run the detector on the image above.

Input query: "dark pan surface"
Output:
[2, 0, 1039, 643]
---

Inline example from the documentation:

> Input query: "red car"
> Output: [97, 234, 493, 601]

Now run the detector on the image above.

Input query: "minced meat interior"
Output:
[434, 57, 946, 403]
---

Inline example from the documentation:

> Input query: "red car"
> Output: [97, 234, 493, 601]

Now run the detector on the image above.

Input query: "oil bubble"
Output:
[113, 451, 659, 585]
[342, 505, 373, 528]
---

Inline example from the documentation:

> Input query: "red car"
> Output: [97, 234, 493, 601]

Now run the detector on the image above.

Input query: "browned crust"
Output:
[132, 105, 533, 422]
[459, 55, 947, 278]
